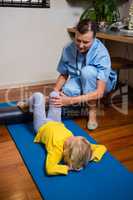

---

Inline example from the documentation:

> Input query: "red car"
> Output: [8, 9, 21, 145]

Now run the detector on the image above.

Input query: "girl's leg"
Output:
[47, 91, 61, 122]
[28, 92, 47, 133]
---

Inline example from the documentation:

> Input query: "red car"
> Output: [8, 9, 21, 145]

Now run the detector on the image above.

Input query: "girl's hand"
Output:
[68, 165, 83, 172]
[68, 165, 73, 171]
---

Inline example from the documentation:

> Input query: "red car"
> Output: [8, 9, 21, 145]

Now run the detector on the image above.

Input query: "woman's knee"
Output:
[81, 66, 97, 80]
[63, 86, 81, 96]
[63, 82, 81, 96]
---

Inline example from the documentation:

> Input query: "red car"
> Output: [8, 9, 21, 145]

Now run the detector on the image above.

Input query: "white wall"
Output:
[0, 0, 84, 87]
[119, 0, 130, 18]
[0, 0, 132, 87]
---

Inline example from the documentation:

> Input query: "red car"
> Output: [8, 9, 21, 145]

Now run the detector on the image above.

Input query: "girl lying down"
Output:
[17, 91, 107, 175]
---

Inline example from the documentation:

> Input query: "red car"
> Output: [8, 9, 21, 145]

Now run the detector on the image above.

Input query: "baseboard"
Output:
[1, 81, 132, 104]
[0, 80, 55, 103]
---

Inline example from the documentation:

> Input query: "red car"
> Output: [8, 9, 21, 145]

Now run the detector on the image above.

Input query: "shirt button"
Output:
[77, 70, 80, 76]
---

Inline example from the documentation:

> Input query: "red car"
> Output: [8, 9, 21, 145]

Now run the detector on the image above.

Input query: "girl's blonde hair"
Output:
[63, 137, 92, 170]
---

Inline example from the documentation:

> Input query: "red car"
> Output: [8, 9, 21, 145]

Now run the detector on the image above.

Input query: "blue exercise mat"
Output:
[1, 103, 133, 200]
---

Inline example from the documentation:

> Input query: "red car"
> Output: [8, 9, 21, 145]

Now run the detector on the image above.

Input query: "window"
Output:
[0, 0, 50, 8]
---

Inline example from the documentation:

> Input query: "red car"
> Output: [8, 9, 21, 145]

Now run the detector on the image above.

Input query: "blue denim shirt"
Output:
[57, 38, 117, 88]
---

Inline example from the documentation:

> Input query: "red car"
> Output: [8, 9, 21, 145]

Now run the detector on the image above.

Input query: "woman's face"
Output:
[75, 31, 94, 53]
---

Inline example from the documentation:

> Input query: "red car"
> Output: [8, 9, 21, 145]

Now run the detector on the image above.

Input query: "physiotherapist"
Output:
[50, 19, 117, 130]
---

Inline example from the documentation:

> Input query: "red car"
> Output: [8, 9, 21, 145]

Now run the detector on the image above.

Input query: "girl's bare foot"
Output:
[17, 101, 29, 112]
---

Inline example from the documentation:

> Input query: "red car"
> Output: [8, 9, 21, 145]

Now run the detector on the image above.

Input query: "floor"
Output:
[0, 99, 133, 200]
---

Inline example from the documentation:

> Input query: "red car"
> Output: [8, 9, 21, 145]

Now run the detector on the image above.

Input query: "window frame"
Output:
[0, 0, 50, 8]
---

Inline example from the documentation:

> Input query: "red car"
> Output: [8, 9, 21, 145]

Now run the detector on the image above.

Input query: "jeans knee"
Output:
[81, 66, 97, 80]
[33, 92, 44, 99]
[49, 91, 60, 98]
[33, 92, 44, 104]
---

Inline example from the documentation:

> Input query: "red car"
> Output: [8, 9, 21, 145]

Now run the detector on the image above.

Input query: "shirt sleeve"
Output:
[90, 144, 107, 162]
[96, 48, 111, 82]
[34, 131, 42, 143]
[57, 48, 68, 75]
[45, 149, 69, 175]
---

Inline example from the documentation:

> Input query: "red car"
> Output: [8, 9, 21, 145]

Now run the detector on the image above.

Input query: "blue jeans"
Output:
[62, 66, 113, 96]
[28, 91, 61, 133]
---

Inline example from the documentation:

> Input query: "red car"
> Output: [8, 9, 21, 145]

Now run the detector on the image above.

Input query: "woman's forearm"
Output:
[70, 80, 106, 105]
[70, 90, 99, 105]
[54, 74, 68, 92]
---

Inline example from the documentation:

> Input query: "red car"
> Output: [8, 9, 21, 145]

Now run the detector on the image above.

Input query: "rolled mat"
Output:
[1, 103, 133, 200]
[0, 103, 89, 125]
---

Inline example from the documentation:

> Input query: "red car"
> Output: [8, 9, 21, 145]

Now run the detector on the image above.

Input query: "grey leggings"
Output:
[28, 91, 61, 133]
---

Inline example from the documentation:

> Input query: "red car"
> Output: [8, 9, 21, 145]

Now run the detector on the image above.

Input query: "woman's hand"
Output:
[50, 92, 73, 107]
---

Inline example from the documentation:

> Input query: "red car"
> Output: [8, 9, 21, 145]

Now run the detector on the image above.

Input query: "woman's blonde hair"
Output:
[63, 137, 92, 170]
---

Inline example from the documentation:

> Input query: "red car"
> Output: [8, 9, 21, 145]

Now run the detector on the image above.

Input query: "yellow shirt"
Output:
[34, 121, 107, 175]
